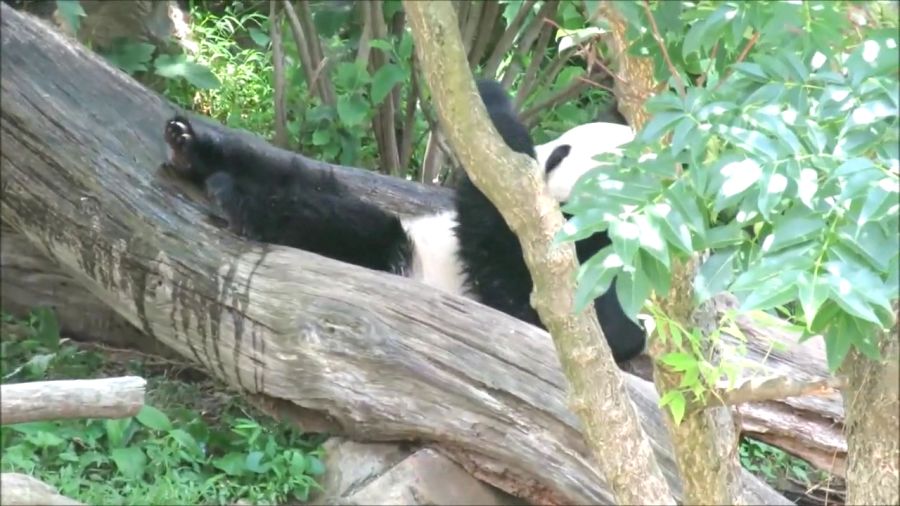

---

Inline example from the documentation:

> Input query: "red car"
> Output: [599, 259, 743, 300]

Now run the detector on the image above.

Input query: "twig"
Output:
[483, 0, 536, 78]
[468, 0, 501, 66]
[693, 376, 846, 414]
[716, 31, 759, 90]
[641, 0, 685, 97]
[368, 0, 402, 176]
[519, 73, 594, 125]
[399, 53, 420, 169]
[695, 41, 719, 87]
[502, 0, 559, 88]
[356, 1, 373, 64]
[269, 0, 289, 148]
[295, 0, 336, 106]
[281, 1, 319, 103]
[515, 19, 556, 107]
[460, 0, 484, 54]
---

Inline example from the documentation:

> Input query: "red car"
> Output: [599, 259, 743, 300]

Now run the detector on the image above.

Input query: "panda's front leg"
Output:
[203, 171, 250, 236]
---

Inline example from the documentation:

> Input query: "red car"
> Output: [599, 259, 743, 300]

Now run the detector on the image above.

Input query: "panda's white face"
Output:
[535, 122, 635, 202]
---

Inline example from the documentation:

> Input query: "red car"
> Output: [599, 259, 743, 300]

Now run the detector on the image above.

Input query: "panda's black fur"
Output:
[163, 79, 646, 362]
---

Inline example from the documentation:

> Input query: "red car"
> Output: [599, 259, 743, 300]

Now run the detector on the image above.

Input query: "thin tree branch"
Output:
[695, 41, 719, 87]
[294, 0, 336, 105]
[460, 0, 484, 53]
[281, 0, 319, 103]
[641, 0, 685, 97]
[269, 0, 289, 148]
[502, 0, 559, 89]
[356, 0, 373, 64]
[468, 0, 501, 66]
[368, 0, 401, 176]
[519, 73, 594, 125]
[717, 31, 760, 90]
[515, 19, 555, 108]
[483, 0, 536, 78]
[400, 53, 420, 169]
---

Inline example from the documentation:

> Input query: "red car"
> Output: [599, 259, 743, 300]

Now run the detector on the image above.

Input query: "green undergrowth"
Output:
[1, 308, 327, 506]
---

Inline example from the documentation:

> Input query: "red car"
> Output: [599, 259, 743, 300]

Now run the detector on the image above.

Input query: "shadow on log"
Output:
[0, 5, 822, 504]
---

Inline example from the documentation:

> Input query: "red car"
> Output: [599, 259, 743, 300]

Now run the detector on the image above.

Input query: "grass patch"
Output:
[1, 308, 326, 505]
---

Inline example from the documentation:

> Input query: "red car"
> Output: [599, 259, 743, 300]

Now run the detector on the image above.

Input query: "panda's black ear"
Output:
[544, 144, 572, 173]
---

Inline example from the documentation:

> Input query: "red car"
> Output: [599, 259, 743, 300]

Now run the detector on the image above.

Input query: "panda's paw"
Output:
[163, 116, 198, 175]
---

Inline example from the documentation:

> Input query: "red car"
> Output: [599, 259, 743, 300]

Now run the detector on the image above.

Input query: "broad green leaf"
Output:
[639, 111, 685, 143]
[704, 222, 745, 249]
[731, 62, 768, 81]
[111, 447, 146, 479]
[670, 117, 696, 155]
[169, 429, 202, 457]
[757, 169, 787, 220]
[306, 454, 326, 476]
[245, 451, 270, 473]
[740, 277, 797, 312]
[765, 208, 824, 253]
[574, 247, 620, 313]
[649, 203, 693, 254]
[659, 389, 687, 425]
[660, 352, 698, 372]
[370, 64, 406, 105]
[336, 94, 369, 126]
[824, 316, 853, 371]
[103, 41, 156, 75]
[136, 405, 172, 432]
[639, 250, 671, 295]
[556, 209, 610, 244]
[368, 39, 393, 52]
[311, 128, 331, 146]
[695, 248, 737, 304]
[634, 214, 669, 269]
[682, 3, 737, 56]
[615, 262, 652, 322]
[154, 55, 220, 89]
[718, 158, 762, 199]
[31, 307, 60, 350]
[56, 0, 85, 34]
[213, 452, 247, 476]
[796, 271, 829, 326]
[824, 271, 881, 325]
[248, 27, 270, 47]
[609, 219, 640, 266]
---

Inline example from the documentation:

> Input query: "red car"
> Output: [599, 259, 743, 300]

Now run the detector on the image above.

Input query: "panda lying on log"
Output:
[162, 79, 645, 362]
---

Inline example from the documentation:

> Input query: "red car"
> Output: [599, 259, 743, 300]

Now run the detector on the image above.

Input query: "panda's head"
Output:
[535, 122, 635, 202]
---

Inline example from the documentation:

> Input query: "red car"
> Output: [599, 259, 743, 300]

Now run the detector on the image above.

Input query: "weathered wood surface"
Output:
[0, 6, 813, 504]
[0, 473, 84, 506]
[1, 376, 146, 425]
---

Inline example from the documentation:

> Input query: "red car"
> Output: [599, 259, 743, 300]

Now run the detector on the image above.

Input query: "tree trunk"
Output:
[406, 2, 675, 504]
[840, 315, 899, 505]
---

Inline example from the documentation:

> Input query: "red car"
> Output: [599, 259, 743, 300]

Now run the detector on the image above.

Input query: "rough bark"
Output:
[405, 2, 676, 504]
[601, 3, 746, 504]
[840, 315, 899, 505]
[0, 473, 83, 506]
[1, 376, 146, 425]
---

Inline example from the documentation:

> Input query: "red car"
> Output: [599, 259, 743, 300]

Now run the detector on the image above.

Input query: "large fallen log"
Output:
[0, 6, 816, 504]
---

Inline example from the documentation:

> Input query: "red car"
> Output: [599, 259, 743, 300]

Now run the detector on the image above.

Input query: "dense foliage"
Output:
[560, 0, 898, 372]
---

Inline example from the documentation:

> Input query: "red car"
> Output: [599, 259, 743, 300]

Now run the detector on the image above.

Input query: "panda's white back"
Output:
[400, 210, 470, 297]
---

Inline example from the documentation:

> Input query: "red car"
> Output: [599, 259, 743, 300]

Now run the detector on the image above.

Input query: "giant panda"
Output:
[162, 79, 646, 362]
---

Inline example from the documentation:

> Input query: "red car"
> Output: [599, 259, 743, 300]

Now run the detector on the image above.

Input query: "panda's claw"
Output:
[164, 117, 194, 149]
